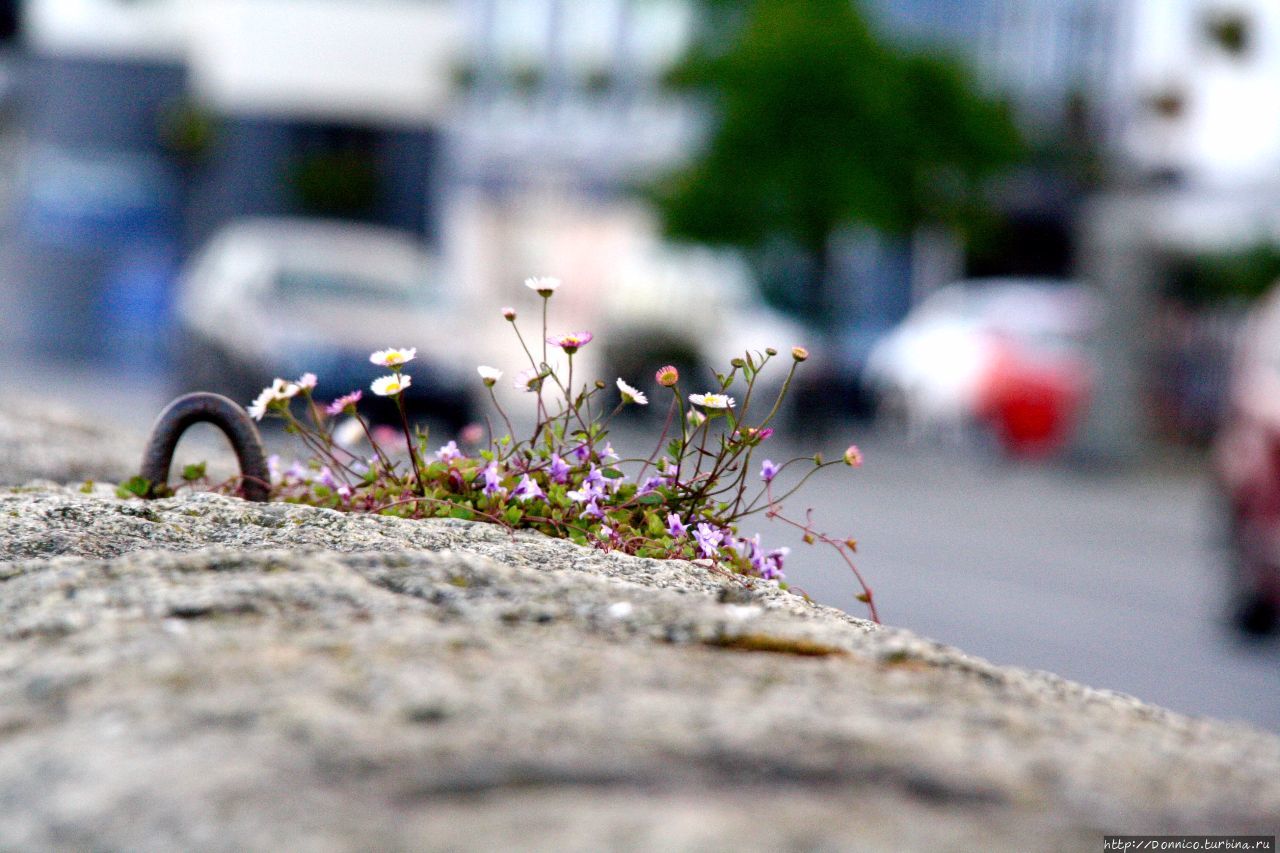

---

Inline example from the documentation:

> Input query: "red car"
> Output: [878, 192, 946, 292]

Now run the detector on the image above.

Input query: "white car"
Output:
[173, 217, 476, 428]
[598, 245, 807, 411]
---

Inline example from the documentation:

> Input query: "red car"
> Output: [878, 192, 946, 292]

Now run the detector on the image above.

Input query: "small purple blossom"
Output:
[267, 454, 281, 485]
[434, 441, 462, 463]
[512, 474, 544, 503]
[666, 513, 687, 538]
[761, 547, 789, 581]
[566, 480, 605, 505]
[548, 453, 572, 484]
[637, 475, 668, 497]
[480, 462, 507, 498]
[693, 523, 724, 559]
[579, 500, 606, 520]
[317, 466, 339, 489]
[760, 459, 779, 483]
[572, 443, 591, 464]
[287, 461, 309, 482]
[601, 442, 618, 462]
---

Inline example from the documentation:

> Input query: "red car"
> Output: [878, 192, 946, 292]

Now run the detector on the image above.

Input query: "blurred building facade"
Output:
[3, 0, 1280, 455]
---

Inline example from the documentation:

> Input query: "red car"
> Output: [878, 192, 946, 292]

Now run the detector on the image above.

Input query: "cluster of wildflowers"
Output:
[181, 274, 877, 620]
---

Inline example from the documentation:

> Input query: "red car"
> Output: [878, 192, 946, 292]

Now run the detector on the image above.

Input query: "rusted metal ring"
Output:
[140, 392, 270, 502]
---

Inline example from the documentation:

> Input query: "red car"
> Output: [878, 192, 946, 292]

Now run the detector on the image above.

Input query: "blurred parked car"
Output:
[174, 218, 475, 430]
[1211, 284, 1280, 635]
[598, 245, 806, 409]
[864, 279, 1099, 456]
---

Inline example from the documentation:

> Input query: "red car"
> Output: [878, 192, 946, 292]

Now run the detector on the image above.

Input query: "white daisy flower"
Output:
[369, 347, 417, 368]
[477, 365, 503, 387]
[247, 387, 274, 421]
[688, 392, 735, 410]
[524, 276, 561, 297]
[513, 368, 541, 393]
[616, 378, 648, 406]
[297, 372, 318, 391]
[271, 377, 301, 399]
[371, 373, 412, 396]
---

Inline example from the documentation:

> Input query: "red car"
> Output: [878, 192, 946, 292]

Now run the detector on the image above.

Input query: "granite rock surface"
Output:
[0, 485, 1277, 851]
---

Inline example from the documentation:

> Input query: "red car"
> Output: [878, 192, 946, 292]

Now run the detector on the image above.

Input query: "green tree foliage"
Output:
[655, 0, 1024, 308]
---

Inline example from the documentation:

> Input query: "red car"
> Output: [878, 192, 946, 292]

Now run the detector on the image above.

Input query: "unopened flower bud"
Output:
[803, 533, 815, 544]
[765, 347, 778, 357]
[730, 357, 745, 369]
[843, 445, 863, 467]
[813, 453, 823, 465]
[845, 538, 858, 551]
[595, 380, 606, 389]
[502, 306, 517, 321]
[791, 346, 809, 362]
[656, 365, 679, 387]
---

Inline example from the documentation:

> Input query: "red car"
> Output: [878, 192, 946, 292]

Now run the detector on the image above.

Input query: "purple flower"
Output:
[694, 523, 724, 558]
[566, 480, 605, 505]
[637, 475, 667, 497]
[336, 485, 352, 499]
[480, 461, 507, 498]
[584, 466, 607, 490]
[435, 440, 462, 463]
[287, 461, 309, 482]
[758, 428, 774, 442]
[601, 442, 619, 462]
[762, 547, 789, 581]
[579, 500, 606, 520]
[548, 454, 571, 484]
[760, 459, 779, 483]
[572, 443, 591, 464]
[512, 474, 544, 503]
[666, 513, 687, 538]
[317, 466, 339, 489]
[267, 454, 281, 485]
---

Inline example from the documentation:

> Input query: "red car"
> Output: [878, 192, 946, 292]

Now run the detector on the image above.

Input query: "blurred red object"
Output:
[1212, 286, 1280, 634]
[978, 342, 1091, 458]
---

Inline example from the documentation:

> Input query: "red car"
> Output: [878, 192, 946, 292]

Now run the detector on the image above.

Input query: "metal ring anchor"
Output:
[140, 392, 270, 502]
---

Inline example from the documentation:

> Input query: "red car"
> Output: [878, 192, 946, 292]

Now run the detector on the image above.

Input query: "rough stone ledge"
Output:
[0, 485, 1277, 851]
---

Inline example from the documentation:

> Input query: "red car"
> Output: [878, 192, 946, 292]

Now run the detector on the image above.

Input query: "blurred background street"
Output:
[2, 0, 1280, 730]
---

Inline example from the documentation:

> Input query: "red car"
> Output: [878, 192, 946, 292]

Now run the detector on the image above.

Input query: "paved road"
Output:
[764, 427, 1280, 732]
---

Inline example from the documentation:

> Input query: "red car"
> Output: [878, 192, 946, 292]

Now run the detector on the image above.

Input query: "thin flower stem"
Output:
[394, 393, 425, 495]
[637, 395, 678, 481]
[488, 387, 516, 448]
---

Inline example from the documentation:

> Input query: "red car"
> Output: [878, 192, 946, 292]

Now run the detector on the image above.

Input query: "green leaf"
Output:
[601, 468, 625, 479]
[115, 476, 152, 499]
[181, 462, 207, 481]
[504, 506, 524, 525]
[637, 493, 664, 505]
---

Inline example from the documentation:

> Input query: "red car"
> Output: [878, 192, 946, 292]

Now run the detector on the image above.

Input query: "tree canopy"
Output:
[655, 0, 1024, 295]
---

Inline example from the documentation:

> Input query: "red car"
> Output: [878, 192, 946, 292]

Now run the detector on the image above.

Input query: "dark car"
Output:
[173, 218, 475, 430]
[1212, 285, 1280, 634]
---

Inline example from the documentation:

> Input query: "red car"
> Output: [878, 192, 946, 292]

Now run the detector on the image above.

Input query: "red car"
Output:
[1212, 287, 1280, 634]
